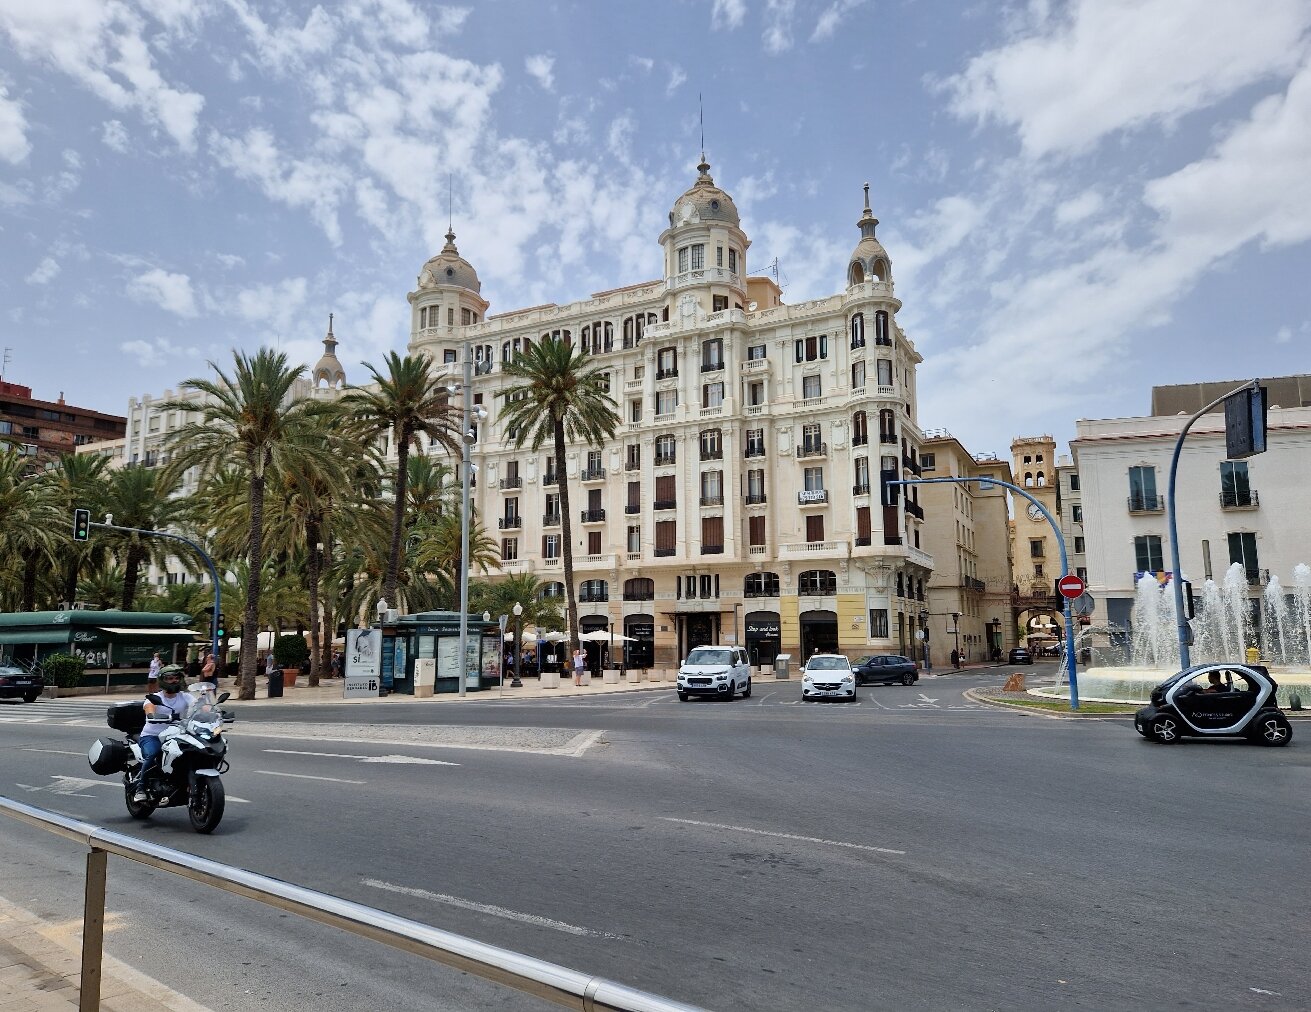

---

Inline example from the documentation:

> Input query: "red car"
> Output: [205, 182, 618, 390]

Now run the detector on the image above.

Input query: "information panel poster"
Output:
[344, 629, 381, 698]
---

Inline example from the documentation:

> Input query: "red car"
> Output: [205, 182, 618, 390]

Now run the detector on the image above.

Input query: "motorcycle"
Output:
[88, 683, 234, 834]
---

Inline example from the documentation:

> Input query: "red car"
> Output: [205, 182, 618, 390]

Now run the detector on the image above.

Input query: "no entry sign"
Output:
[1056, 574, 1086, 600]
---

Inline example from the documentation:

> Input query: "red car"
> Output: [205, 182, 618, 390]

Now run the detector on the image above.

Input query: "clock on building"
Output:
[1026, 502, 1045, 522]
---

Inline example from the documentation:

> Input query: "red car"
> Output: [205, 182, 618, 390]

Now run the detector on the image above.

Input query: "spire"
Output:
[857, 181, 879, 238]
[324, 312, 337, 352]
[313, 312, 346, 388]
[442, 227, 459, 253]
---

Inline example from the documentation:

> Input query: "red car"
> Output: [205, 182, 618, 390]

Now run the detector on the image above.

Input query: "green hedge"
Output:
[272, 634, 309, 668]
[42, 653, 87, 689]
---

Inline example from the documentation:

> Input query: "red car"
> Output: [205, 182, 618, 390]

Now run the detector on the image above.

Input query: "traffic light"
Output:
[211, 612, 226, 639]
[73, 508, 91, 542]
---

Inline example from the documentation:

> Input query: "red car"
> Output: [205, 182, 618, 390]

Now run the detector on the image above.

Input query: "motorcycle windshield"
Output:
[182, 699, 223, 736]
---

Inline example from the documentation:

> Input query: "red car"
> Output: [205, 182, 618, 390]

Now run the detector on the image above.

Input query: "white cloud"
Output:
[525, 53, 555, 91]
[763, 0, 796, 54]
[128, 268, 198, 317]
[119, 336, 196, 368]
[1274, 325, 1292, 344]
[0, 83, 30, 163]
[1054, 190, 1104, 225]
[811, 0, 865, 43]
[0, 1, 205, 151]
[232, 277, 310, 336]
[214, 252, 245, 269]
[666, 64, 687, 96]
[711, 0, 747, 30]
[944, 0, 1311, 157]
[25, 257, 59, 284]
[629, 55, 654, 73]
[101, 119, 129, 152]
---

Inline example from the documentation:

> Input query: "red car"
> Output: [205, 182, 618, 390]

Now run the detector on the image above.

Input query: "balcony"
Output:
[797, 489, 829, 506]
[745, 493, 767, 506]
[578, 590, 609, 603]
[796, 442, 827, 459]
[700, 359, 725, 373]
[497, 516, 522, 530]
[581, 466, 606, 481]
[656, 367, 679, 380]
[624, 503, 641, 515]
[474, 360, 494, 376]
[543, 556, 562, 567]
[654, 547, 676, 557]
[699, 406, 724, 418]
[884, 534, 903, 546]
[543, 473, 559, 487]
[906, 545, 934, 569]
[853, 483, 871, 496]
[877, 385, 897, 397]
[701, 545, 724, 555]
[1127, 494, 1164, 513]
[965, 576, 987, 593]
[874, 335, 892, 347]
[853, 434, 869, 447]
[779, 541, 839, 557]
[700, 449, 723, 462]
[580, 509, 606, 523]
[542, 512, 561, 527]
[653, 499, 677, 511]
[623, 589, 655, 602]
[742, 358, 768, 373]
[1220, 489, 1260, 510]
[854, 535, 872, 547]
[624, 378, 643, 390]
[879, 433, 897, 445]
[498, 477, 522, 490]
[903, 454, 922, 476]
[654, 453, 676, 467]
[745, 405, 765, 416]
[699, 495, 724, 507]
[1246, 568, 1270, 586]
[905, 499, 924, 520]
[625, 459, 641, 472]
[748, 545, 767, 555]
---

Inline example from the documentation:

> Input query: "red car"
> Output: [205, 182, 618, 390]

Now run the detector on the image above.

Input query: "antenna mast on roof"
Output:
[448, 173, 453, 232]
[0, 347, 10, 383]
[699, 92, 705, 160]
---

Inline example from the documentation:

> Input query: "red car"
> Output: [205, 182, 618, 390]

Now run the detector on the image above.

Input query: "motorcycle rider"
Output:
[131, 666, 195, 803]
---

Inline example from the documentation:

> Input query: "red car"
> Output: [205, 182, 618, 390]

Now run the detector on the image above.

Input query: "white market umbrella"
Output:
[578, 630, 614, 642]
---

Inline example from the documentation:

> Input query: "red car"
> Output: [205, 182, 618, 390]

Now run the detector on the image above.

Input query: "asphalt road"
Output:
[1, 666, 1307, 1012]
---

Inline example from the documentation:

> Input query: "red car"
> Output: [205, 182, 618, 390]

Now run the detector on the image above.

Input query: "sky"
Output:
[1, 0, 1309, 460]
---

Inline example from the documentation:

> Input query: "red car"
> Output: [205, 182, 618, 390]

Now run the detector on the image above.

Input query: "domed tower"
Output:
[312, 313, 347, 389]
[658, 155, 750, 323]
[408, 227, 491, 359]
[847, 183, 893, 289]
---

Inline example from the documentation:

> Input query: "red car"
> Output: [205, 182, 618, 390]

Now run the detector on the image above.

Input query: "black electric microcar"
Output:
[1134, 663, 1292, 746]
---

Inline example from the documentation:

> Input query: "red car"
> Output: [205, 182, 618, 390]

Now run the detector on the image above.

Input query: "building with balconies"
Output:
[409, 168, 932, 665]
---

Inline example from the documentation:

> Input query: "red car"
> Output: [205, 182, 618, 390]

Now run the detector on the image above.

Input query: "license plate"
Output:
[820, 689, 842, 696]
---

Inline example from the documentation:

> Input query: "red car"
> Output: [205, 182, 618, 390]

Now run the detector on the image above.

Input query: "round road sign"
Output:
[1072, 591, 1095, 616]
[1057, 574, 1086, 600]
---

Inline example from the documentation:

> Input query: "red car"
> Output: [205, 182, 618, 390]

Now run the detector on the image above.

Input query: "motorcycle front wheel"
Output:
[124, 778, 156, 820]
[188, 776, 225, 834]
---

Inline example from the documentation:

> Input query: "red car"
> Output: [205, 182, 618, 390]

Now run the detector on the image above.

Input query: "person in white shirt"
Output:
[132, 667, 196, 803]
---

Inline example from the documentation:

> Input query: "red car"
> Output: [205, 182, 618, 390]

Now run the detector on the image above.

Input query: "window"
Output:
[656, 391, 678, 416]
[920, 452, 935, 470]
[543, 455, 558, 484]
[502, 538, 518, 561]
[677, 247, 688, 272]
[876, 359, 893, 386]
[654, 434, 676, 465]
[745, 428, 765, 457]
[747, 343, 766, 361]
[748, 515, 766, 547]
[587, 531, 602, 555]
[701, 516, 724, 553]
[850, 313, 865, 349]
[1220, 460, 1252, 507]
[541, 582, 565, 600]
[461, 307, 473, 325]
[1074, 536, 1086, 553]
[802, 423, 823, 454]
[1077, 567, 1088, 582]
[803, 466, 824, 492]
[630, 398, 643, 423]
[747, 381, 765, 406]
[805, 515, 826, 543]
[1070, 473, 1081, 491]
[712, 294, 728, 312]
[504, 497, 520, 522]
[798, 570, 837, 594]
[744, 572, 779, 596]
[655, 520, 677, 555]
[1030, 538, 1044, 559]
[1033, 564, 1044, 578]
[851, 361, 866, 389]
[545, 492, 561, 521]
[802, 375, 822, 400]
[701, 470, 724, 503]
[746, 468, 765, 502]
[716, 245, 723, 267]
[1129, 465, 1159, 510]
[852, 411, 869, 446]
[854, 456, 870, 490]
[701, 338, 723, 370]
[656, 346, 678, 378]
[627, 525, 641, 554]
[626, 443, 641, 470]
[702, 382, 724, 407]
[543, 534, 561, 560]
[870, 609, 890, 638]
[624, 576, 653, 600]
[580, 579, 607, 602]
[655, 475, 677, 508]
[794, 334, 828, 362]
[1134, 535, 1164, 573]
[698, 574, 717, 599]
[1228, 532, 1259, 581]
[690, 244, 704, 269]
[447, 307, 455, 326]
[1072, 504, 1083, 523]
[700, 429, 722, 460]
[729, 248, 738, 272]
[586, 449, 602, 472]
[626, 482, 641, 513]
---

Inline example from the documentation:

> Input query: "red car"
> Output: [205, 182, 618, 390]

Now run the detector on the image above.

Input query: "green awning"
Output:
[0, 630, 73, 645]
[94, 627, 201, 639]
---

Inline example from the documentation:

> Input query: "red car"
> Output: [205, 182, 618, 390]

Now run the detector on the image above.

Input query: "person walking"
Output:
[572, 646, 586, 687]
[147, 651, 162, 691]
[201, 650, 217, 687]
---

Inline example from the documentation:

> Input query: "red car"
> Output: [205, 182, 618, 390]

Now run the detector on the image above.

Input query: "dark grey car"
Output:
[851, 654, 919, 686]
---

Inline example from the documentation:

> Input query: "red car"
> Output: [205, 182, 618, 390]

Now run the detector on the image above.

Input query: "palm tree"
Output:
[413, 508, 499, 608]
[343, 352, 459, 605]
[101, 464, 184, 610]
[0, 450, 62, 610]
[498, 336, 619, 650]
[162, 349, 339, 700]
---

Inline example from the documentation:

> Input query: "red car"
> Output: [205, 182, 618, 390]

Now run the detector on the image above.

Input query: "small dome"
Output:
[313, 313, 347, 388]
[417, 228, 482, 293]
[848, 182, 891, 285]
[669, 158, 740, 228]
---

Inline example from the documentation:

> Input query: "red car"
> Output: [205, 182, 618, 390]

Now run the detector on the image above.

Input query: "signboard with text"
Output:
[344, 629, 381, 699]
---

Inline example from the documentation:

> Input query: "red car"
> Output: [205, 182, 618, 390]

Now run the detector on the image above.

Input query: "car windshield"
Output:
[807, 656, 849, 670]
[687, 649, 732, 666]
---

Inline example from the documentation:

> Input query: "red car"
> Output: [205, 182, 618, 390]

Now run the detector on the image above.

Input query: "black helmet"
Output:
[159, 667, 184, 693]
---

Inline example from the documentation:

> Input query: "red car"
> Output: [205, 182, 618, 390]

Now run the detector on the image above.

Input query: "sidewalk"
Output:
[0, 894, 208, 1011]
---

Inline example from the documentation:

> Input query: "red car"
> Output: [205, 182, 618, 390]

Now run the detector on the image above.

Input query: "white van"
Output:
[676, 646, 752, 701]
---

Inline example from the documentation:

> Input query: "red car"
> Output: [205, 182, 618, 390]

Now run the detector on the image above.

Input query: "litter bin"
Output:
[774, 653, 793, 680]
[267, 668, 283, 698]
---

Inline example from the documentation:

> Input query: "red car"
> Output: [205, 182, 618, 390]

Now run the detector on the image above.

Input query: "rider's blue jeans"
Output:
[136, 735, 163, 787]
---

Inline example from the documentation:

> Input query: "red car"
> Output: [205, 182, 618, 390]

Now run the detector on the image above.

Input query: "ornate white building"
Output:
[408, 160, 933, 666]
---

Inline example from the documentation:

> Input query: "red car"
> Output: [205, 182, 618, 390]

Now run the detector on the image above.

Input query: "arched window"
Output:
[871, 259, 888, 283]
[874, 311, 890, 346]
[850, 313, 865, 349]
[539, 582, 565, 600]
[623, 578, 655, 601]
[623, 317, 635, 347]
[798, 570, 837, 595]
[1024, 472, 1034, 488]
[852, 411, 869, 446]
[744, 572, 781, 598]
[579, 579, 608, 603]
[1036, 473, 1046, 487]
[603, 321, 614, 352]
[849, 262, 865, 286]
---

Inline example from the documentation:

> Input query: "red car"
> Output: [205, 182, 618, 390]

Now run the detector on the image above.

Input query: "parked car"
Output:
[801, 654, 857, 701]
[676, 646, 752, 701]
[1008, 647, 1034, 665]
[851, 654, 918, 686]
[1134, 663, 1292, 746]
[0, 664, 44, 703]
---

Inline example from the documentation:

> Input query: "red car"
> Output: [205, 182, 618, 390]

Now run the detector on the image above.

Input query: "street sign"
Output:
[1071, 592, 1095, 616]
[1056, 574, 1086, 600]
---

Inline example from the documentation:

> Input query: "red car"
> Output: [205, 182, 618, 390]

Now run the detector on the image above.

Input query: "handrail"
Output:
[0, 796, 705, 1012]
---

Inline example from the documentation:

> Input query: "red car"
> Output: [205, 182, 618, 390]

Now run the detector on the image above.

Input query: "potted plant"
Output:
[272, 634, 309, 688]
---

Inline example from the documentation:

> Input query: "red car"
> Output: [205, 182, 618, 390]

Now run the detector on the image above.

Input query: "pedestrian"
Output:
[148, 651, 162, 683]
[950, 648, 961, 670]
[265, 651, 277, 679]
[201, 650, 217, 686]
[572, 646, 585, 687]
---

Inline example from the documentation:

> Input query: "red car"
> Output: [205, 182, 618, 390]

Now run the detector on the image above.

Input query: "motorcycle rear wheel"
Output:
[188, 777, 225, 834]
[124, 779, 156, 820]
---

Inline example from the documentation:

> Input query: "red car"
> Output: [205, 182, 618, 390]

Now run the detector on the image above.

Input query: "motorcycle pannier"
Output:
[106, 701, 146, 735]
[88, 737, 134, 776]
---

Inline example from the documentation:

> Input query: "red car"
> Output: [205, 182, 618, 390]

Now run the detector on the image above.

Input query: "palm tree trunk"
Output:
[306, 514, 322, 687]
[120, 543, 144, 610]
[239, 468, 267, 701]
[383, 429, 411, 603]
[554, 421, 580, 651]
[22, 553, 39, 612]
[62, 556, 80, 608]
[319, 528, 336, 679]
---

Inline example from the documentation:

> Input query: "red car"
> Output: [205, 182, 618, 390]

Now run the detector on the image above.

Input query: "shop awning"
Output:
[0, 630, 72, 645]
[94, 627, 201, 638]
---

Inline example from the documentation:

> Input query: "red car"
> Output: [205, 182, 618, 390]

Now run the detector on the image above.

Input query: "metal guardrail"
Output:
[0, 796, 705, 1012]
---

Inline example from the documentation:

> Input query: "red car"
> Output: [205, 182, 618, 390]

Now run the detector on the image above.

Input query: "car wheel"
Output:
[1149, 714, 1180, 743]
[901, 673, 914, 686]
[677, 691, 689, 702]
[724, 682, 735, 701]
[1251, 713, 1293, 747]
[23, 691, 41, 704]
[742, 678, 752, 698]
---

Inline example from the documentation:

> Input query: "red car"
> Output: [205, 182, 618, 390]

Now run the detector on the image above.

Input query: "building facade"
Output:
[409, 166, 934, 667]
[1008, 435, 1063, 650]
[0, 379, 124, 464]
[1071, 397, 1311, 636]
[917, 431, 1015, 664]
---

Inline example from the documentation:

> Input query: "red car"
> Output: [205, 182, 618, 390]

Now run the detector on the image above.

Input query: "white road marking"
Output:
[1249, 987, 1281, 996]
[362, 878, 621, 939]
[916, 692, 939, 705]
[263, 748, 459, 766]
[252, 770, 365, 784]
[15, 775, 111, 797]
[21, 748, 86, 756]
[661, 817, 906, 856]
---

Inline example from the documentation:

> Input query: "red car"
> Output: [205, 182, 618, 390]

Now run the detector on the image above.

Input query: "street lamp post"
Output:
[512, 602, 524, 687]
[449, 341, 488, 700]
[951, 611, 961, 668]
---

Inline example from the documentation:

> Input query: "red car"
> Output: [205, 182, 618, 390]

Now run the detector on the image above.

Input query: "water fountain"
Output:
[1037, 562, 1311, 706]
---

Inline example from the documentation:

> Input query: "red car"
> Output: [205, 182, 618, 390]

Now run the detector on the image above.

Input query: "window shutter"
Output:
[627, 481, 640, 508]
[857, 506, 871, 540]
[656, 520, 676, 551]
[701, 516, 723, 548]
[749, 515, 765, 547]
[806, 515, 825, 542]
[655, 475, 676, 501]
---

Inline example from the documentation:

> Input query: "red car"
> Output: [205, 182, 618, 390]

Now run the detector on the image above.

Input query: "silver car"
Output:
[801, 654, 857, 701]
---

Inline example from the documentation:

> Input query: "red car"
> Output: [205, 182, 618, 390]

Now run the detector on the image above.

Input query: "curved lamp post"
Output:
[512, 602, 524, 687]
